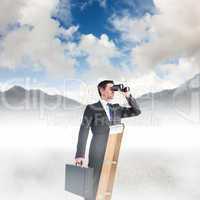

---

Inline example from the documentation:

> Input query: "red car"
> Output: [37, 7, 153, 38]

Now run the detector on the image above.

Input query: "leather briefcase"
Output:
[65, 164, 94, 199]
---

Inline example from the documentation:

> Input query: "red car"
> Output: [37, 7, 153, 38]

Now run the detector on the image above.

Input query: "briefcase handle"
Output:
[75, 160, 83, 167]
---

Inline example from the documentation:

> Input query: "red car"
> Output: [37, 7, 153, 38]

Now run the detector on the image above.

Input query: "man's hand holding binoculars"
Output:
[111, 84, 131, 98]
[121, 90, 131, 98]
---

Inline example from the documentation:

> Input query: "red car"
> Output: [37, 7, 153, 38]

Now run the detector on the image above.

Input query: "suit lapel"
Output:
[96, 101, 110, 123]
[96, 101, 116, 125]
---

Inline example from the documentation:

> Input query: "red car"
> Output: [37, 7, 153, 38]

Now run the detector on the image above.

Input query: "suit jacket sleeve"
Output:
[75, 105, 93, 158]
[119, 94, 141, 118]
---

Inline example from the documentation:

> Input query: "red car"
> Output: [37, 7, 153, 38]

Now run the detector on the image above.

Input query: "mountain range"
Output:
[0, 85, 82, 111]
[0, 73, 199, 125]
[134, 73, 200, 125]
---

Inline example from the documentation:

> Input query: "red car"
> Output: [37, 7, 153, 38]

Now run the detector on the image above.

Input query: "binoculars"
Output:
[111, 84, 130, 92]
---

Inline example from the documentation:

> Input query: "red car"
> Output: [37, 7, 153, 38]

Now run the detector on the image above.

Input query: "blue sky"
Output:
[69, 0, 155, 37]
[54, 0, 155, 45]
[0, 0, 155, 90]
[0, 0, 199, 101]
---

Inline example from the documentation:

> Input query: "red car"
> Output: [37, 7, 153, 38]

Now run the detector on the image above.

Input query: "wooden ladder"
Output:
[96, 124, 125, 200]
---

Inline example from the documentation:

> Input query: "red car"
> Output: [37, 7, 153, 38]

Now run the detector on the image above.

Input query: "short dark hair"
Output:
[97, 80, 114, 97]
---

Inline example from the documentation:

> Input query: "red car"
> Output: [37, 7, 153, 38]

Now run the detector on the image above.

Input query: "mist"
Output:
[0, 115, 200, 200]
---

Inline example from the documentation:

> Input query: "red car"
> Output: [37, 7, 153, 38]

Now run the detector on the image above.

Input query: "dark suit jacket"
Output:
[75, 94, 141, 168]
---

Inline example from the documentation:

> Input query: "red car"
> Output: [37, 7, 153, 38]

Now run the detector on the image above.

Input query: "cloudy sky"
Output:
[0, 0, 199, 102]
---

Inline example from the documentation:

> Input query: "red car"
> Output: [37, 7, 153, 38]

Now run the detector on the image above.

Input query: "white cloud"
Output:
[77, 33, 129, 81]
[0, 0, 25, 32]
[58, 25, 79, 39]
[52, 0, 72, 26]
[110, 0, 200, 95]
[1, 0, 199, 99]
[0, 0, 125, 82]
[0, 0, 76, 79]
[135, 0, 200, 72]
[98, 0, 107, 8]
[80, 0, 107, 10]
[111, 14, 152, 43]
[129, 58, 199, 98]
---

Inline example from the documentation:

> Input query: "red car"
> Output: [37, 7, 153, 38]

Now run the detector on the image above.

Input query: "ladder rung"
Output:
[104, 160, 117, 165]
[105, 192, 111, 196]
[97, 192, 112, 199]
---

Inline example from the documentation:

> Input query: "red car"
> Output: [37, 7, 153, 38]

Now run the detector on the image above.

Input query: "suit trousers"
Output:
[84, 166, 102, 200]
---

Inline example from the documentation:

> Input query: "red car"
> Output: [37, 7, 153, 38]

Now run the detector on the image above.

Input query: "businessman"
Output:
[74, 80, 141, 200]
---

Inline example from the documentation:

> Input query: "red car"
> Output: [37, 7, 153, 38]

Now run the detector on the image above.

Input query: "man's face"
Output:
[101, 83, 114, 100]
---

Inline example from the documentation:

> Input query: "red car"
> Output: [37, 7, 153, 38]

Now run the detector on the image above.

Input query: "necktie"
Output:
[107, 103, 113, 122]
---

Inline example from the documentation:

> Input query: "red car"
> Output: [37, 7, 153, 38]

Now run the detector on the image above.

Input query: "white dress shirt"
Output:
[99, 98, 112, 121]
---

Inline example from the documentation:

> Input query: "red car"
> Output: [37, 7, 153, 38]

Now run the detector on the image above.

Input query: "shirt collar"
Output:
[99, 98, 112, 107]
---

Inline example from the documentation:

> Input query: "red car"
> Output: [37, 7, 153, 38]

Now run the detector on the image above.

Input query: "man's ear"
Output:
[100, 87, 104, 95]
